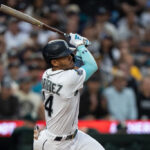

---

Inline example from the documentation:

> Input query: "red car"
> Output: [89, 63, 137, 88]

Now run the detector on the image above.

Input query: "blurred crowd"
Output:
[0, 0, 150, 121]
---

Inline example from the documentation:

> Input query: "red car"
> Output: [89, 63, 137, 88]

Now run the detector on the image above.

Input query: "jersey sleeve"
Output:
[68, 68, 86, 90]
[61, 68, 86, 98]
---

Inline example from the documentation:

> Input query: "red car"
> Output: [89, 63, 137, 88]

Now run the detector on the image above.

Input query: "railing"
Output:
[0, 120, 150, 137]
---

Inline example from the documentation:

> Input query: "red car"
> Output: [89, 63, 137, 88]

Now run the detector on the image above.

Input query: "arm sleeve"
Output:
[76, 45, 98, 81]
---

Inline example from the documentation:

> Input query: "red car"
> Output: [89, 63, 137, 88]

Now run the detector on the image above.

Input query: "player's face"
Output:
[52, 55, 74, 70]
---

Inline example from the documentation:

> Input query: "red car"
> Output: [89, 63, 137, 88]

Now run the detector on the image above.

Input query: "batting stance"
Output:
[34, 33, 105, 150]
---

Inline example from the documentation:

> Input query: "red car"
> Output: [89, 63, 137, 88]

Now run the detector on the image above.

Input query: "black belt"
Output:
[54, 129, 78, 141]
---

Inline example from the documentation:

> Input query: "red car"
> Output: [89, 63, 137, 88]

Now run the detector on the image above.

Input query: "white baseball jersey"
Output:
[42, 68, 86, 136]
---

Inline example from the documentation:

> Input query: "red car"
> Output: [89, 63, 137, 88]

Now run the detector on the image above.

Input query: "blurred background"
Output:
[0, 0, 150, 150]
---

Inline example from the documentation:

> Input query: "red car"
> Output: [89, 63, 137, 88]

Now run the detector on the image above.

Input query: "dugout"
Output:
[1, 134, 150, 150]
[94, 134, 150, 150]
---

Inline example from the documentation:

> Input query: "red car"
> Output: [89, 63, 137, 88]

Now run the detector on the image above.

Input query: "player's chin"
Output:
[66, 62, 74, 70]
[70, 62, 75, 69]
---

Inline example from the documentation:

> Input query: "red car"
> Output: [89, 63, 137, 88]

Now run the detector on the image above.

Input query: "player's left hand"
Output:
[69, 33, 91, 48]
[34, 125, 40, 140]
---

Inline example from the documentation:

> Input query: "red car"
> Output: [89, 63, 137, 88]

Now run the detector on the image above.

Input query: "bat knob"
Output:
[64, 33, 70, 42]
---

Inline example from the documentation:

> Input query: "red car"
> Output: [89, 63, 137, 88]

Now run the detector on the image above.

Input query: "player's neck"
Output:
[52, 66, 77, 71]
[52, 67, 62, 71]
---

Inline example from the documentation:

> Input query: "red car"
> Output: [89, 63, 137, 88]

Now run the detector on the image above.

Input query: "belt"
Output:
[54, 129, 78, 141]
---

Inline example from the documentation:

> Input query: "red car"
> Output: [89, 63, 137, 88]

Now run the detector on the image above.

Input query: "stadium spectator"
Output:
[137, 76, 150, 119]
[25, 0, 47, 17]
[140, 27, 150, 54]
[6, 0, 18, 9]
[65, 4, 81, 33]
[82, 23, 100, 57]
[95, 7, 118, 42]
[7, 50, 19, 64]
[0, 78, 19, 119]
[28, 64, 42, 94]
[24, 31, 41, 50]
[14, 76, 44, 119]
[48, 4, 66, 31]
[20, 46, 35, 67]
[99, 33, 120, 85]
[4, 18, 29, 51]
[27, 53, 44, 70]
[79, 72, 109, 120]
[128, 35, 141, 53]
[117, 11, 143, 41]
[120, 53, 142, 81]
[103, 70, 138, 120]
[117, 60, 139, 97]
[6, 61, 21, 91]
[140, 1, 150, 28]
[119, 0, 146, 16]
[57, 0, 70, 9]
[7, 62, 20, 82]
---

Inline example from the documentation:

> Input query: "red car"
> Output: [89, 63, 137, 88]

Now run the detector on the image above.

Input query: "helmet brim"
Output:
[54, 47, 73, 59]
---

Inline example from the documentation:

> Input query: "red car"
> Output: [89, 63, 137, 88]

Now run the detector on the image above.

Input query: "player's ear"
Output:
[51, 59, 59, 67]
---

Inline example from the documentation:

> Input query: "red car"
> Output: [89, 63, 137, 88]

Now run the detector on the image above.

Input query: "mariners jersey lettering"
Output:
[42, 78, 63, 95]
[42, 68, 86, 136]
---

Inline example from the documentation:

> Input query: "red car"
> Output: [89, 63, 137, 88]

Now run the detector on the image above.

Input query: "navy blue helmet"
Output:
[42, 40, 73, 64]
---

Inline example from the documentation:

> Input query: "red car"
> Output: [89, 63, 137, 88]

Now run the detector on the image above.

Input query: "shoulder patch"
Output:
[74, 69, 83, 75]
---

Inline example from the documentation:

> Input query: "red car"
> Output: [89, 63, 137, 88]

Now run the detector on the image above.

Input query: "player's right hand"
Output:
[69, 33, 90, 48]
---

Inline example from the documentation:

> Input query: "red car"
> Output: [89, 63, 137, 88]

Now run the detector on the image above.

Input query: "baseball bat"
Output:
[0, 4, 66, 36]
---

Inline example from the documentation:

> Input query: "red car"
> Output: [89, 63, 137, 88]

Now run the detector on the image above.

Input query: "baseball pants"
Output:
[34, 129, 105, 150]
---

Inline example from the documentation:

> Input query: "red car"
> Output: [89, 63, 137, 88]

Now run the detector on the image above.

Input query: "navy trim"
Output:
[54, 136, 62, 141]
[42, 139, 48, 150]
[46, 71, 64, 77]
[54, 129, 78, 141]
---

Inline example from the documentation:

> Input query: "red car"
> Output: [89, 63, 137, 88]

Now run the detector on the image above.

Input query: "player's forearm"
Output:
[76, 45, 98, 81]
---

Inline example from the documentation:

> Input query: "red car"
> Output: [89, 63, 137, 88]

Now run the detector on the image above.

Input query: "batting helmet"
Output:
[42, 40, 73, 65]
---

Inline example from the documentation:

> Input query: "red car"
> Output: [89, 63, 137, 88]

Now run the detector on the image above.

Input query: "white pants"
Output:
[34, 129, 105, 150]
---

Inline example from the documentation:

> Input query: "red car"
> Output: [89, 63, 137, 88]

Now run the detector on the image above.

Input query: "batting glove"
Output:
[69, 33, 91, 48]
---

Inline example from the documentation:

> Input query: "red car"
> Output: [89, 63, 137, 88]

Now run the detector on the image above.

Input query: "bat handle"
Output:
[64, 33, 89, 48]
[64, 33, 77, 49]
[43, 24, 65, 35]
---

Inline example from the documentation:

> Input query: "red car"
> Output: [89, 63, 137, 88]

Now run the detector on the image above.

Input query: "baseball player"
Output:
[34, 33, 105, 150]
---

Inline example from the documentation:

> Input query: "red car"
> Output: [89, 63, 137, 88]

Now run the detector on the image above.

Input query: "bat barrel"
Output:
[0, 4, 44, 27]
[0, 4, 66, 37]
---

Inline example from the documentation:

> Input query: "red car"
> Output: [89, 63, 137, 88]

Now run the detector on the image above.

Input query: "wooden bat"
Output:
[0, 4, 66, 36]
